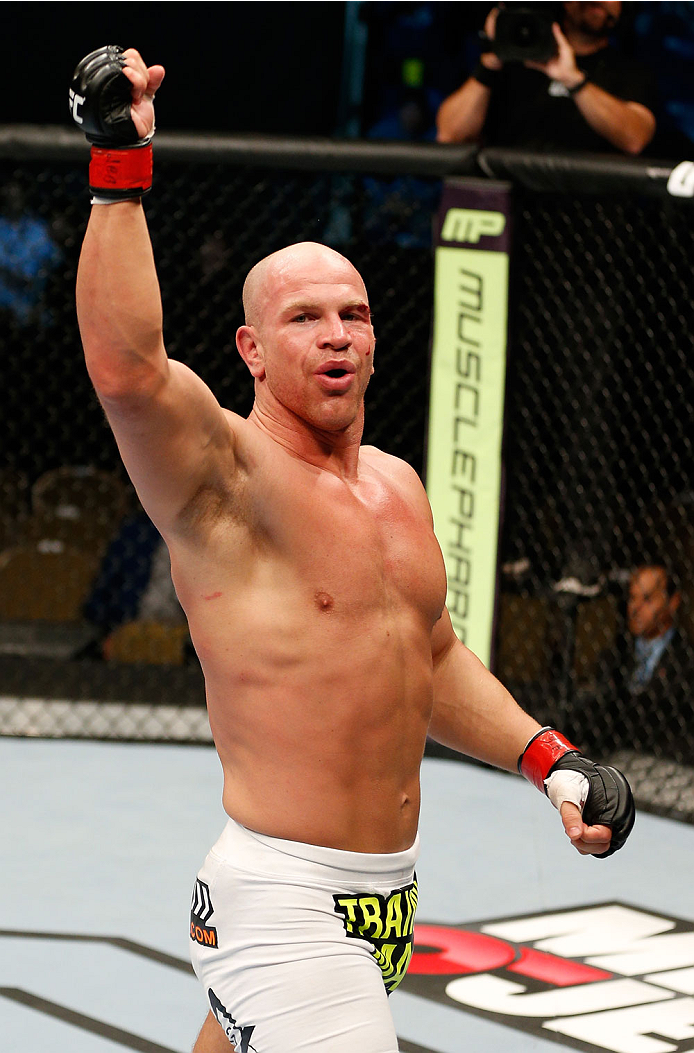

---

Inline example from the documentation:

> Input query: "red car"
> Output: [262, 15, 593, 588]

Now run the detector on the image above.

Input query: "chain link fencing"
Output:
[1, 129, 692, 821]
[490, 165, 694, 822]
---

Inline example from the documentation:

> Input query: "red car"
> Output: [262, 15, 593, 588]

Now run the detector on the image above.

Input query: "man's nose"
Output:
[318, 316, 351, 347]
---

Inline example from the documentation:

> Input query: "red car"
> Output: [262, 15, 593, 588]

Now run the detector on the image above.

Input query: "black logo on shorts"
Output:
[209, 989, 256, 1052]
[190, 879, 218, 948]
[333, 876, 418, 994]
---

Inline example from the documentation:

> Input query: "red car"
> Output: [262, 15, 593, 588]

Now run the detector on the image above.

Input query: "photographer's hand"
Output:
[525, 23, 583, 88]
[525, 21, 655, 153]
[480, 7, 503, 71]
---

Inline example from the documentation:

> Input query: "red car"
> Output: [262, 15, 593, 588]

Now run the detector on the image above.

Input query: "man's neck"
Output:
[563, 27, 610, 57]
[248, 402, 363, 480]
[637, 625, 675, 645]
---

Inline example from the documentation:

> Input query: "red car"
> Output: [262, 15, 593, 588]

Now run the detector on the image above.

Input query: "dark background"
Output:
[4, 2, 349, 135]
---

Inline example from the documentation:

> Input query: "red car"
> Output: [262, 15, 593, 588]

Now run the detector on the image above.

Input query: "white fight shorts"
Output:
[189, 818, 419, 1052]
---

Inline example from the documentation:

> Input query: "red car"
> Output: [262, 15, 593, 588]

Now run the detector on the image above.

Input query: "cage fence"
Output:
[1, 130, 692, 821]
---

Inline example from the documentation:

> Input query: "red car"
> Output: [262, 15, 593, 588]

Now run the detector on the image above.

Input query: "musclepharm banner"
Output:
[426, 180, 512, 666]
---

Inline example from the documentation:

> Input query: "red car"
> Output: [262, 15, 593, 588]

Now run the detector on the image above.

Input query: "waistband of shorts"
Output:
[211, 817, 419, 886]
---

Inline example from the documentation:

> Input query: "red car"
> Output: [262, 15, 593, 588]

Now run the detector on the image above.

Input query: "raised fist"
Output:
[69, 46, 165, 146]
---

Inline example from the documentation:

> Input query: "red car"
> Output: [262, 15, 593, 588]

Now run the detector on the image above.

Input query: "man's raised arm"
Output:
[73, 47, 235, 533]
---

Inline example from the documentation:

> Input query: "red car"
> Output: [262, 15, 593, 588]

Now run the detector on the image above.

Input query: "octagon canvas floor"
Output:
[2, 737, 693, 1053]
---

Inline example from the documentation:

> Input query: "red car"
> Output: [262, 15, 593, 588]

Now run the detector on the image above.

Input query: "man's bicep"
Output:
[100, 359, 237, 532]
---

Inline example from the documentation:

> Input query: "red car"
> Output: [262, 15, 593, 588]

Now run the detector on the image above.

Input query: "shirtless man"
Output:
[71, 46, 635, 1053]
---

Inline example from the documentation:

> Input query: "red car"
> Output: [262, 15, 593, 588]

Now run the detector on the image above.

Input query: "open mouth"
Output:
[315, 364, 356, 392]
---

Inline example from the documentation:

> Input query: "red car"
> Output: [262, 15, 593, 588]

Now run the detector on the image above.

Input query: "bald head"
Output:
[242, 242, 367, 327]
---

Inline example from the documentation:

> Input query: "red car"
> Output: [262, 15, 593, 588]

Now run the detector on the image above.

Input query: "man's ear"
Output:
[670, 591, 681, 616]
[236, 325, 266, 379]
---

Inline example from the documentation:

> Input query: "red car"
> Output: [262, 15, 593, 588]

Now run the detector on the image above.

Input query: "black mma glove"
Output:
[69, 45, 153, 201]
[518, 727, 635, 858]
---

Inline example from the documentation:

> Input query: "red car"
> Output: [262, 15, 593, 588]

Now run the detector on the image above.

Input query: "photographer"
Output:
[436, 2, 656, 154]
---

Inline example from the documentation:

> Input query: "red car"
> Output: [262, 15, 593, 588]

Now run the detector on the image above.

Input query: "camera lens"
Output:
[493, 7, 557, 63]
[512, 15, 538, 46]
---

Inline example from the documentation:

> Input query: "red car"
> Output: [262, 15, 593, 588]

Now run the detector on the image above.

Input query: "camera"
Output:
[489, 3, 559, 64]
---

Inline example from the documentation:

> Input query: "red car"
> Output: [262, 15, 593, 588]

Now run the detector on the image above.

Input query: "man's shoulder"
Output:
[219, 407, 272, 460]
[361, 446, 431, 507]
[361, 445, 420, 480]
[666, 628, 694, 665]
[221, 405, 252, 434]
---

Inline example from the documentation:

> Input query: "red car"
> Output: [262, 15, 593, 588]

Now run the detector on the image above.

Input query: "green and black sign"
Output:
[426, 180, 512, 666]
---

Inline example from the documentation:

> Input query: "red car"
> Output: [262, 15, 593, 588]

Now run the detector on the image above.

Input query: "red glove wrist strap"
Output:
[518, 728, 580, 792]
[89, 143, 153, 193]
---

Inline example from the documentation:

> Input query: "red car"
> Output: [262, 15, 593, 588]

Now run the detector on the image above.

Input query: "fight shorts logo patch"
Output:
[333, 876, 418, 994]
[208, 988, 256, 1053]
[401, 901, 694, 1053]
[190, 878, 218, 949]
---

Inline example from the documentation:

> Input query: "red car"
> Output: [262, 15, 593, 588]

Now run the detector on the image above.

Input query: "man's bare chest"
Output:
[252, 465, 448, 624]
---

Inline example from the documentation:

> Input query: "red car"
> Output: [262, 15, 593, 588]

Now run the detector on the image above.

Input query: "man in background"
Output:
[597, 563, 694, 753]
[436, 1, 656, 154]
